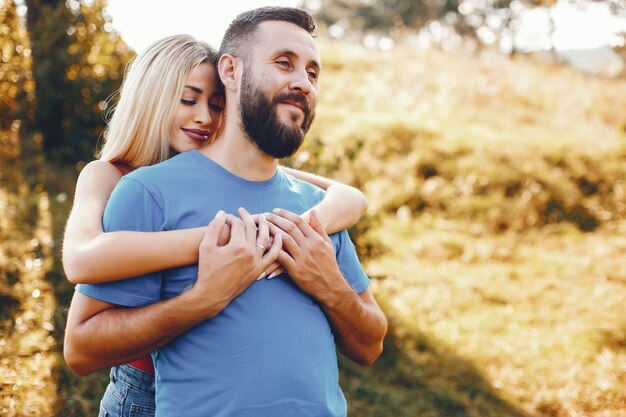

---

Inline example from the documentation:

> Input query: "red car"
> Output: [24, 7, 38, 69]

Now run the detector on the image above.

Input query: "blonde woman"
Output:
[62, 35, 366, 417]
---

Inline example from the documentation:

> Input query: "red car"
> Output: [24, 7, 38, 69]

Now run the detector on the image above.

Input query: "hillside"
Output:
[291, 41, 626, 417]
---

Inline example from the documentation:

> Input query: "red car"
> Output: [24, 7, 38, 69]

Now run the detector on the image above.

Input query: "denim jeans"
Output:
[98, 364, 156, 417]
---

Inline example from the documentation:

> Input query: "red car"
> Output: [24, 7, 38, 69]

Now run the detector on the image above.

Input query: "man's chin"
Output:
[257, 135, 303, 159]
[275, 110, 305, 129]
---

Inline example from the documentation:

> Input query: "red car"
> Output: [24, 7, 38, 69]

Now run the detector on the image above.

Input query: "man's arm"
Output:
[266, 209, 387, 366]
[64, 284, 221, 376]
[64, 210, 281, 375]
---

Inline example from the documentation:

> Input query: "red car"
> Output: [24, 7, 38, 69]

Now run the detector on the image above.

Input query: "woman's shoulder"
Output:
[76, 160, 124, 185]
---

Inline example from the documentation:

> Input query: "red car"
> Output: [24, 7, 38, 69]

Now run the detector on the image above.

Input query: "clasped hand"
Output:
[265, 208, 344, 303]
[196, 207, 343, 305]
[193, 208, 281, 301]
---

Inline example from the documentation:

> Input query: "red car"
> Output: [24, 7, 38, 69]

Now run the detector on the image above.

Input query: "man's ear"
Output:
[218, 54, 239, 93]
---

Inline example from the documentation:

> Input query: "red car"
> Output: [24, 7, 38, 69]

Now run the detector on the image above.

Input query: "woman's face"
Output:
[169, 61, 224, 154]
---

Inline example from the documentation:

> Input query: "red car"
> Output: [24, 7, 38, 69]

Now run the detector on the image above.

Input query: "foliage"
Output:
[306, 0, 626, 60]
[23, 0, 133, 162]
[290, 40, 626, 239]
[0, 121, 58, 416]
[0, 0, 33, 133]
[305, 0, 461, 37]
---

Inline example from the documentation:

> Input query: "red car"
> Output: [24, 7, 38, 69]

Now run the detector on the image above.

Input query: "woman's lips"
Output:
[181, 128, 211, 142]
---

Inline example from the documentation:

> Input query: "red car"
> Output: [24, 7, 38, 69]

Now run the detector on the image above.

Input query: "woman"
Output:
[62, 35, 367, 417]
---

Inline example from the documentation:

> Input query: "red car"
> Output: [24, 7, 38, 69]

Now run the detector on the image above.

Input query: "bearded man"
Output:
[64, 7, 386, 417]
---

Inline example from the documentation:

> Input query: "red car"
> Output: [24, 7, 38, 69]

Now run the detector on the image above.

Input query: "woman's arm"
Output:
[62, 160, 207, 284]
[64, 163, 365, 284]
[281, 167, 367, 234]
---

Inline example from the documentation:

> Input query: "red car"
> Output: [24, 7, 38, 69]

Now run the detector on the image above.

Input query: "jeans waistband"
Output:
[111, 363, 155, 393]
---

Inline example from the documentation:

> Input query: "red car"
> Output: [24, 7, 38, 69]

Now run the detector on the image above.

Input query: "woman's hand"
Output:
[192, 208, 282, 304]
[253, 209, 320, 280]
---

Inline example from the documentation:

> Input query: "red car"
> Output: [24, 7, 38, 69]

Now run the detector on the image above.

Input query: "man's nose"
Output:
[288, 67, 312, 95]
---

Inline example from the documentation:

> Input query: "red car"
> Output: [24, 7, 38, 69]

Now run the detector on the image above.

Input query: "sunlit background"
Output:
[1, 0, 626, 416]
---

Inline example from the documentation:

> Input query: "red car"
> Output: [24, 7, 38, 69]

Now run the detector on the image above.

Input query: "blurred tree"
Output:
[306, 0, 461, 38]
[23, 0, 132, 163]
[306, 0, 625, 60]
[23, 0, 72, 155]
[0, 0, 33, 134]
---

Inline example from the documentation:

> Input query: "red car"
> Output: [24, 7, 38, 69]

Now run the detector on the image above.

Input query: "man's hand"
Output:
[266, 208, 387, 367]
[63, 208, 284, 376]
[190, 208, 282, 310]
[254, 211, 318, 280]
[265, 208, 350, 306]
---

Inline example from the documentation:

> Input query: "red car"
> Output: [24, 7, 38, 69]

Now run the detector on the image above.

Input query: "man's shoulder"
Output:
[123, 152, 192, 186]
[279, 169, 326, 199]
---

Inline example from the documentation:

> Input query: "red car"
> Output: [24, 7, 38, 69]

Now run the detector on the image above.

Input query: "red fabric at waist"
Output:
[128, 356, 154, 374]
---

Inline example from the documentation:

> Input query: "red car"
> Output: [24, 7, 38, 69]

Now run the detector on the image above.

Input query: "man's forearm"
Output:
[319, 282, 387, 366]
[64, 211, 279, 377]
[264, 209, 386, 366]
[64, 289, 227, 376]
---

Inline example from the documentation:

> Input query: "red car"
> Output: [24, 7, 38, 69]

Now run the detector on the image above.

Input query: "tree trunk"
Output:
[24, 0, 71, 153]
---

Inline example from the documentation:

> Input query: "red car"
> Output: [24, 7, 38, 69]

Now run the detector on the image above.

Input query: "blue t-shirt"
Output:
[77, 150, 370, 417]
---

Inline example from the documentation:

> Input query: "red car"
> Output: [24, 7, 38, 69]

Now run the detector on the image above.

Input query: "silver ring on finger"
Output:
[255, 243, 266, 252]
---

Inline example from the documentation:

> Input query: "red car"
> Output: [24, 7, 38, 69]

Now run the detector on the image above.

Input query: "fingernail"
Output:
[272, 208, 279, 213]
[215, 210, 225, 218]
[268, 271, 279, 279]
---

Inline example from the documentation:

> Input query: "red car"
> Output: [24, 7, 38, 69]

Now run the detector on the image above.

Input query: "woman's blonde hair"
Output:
[98, 34, 218, 167]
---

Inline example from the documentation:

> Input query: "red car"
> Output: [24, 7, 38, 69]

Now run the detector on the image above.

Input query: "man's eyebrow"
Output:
[275, 49, 321, 71]
[184, 85, 202, 94]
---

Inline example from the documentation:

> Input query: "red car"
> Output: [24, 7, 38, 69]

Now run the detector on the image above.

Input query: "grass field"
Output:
[1, 39, 626, 416]
[360, 218, 626, 416]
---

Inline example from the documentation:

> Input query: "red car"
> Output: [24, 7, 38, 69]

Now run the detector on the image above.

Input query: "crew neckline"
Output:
[185, 150, 284, 191]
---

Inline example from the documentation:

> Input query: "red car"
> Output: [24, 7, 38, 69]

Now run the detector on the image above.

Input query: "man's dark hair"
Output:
[219, 6, 316, 57]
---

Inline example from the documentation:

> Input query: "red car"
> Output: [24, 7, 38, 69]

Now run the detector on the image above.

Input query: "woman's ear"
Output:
[218, 54, 239, 93]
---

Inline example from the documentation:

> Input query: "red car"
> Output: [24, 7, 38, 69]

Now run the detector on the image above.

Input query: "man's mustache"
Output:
[272, 93, 311, 117]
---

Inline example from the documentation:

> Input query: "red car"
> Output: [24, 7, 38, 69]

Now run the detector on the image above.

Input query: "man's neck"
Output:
[199, 118, 278, 182]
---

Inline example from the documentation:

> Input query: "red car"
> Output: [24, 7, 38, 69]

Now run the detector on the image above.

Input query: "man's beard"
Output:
[239, 68, 315, 159]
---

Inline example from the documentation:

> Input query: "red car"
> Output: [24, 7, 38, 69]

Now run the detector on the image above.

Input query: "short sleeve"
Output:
[76, 177, 165, 307]
[331, 230, 370, 294]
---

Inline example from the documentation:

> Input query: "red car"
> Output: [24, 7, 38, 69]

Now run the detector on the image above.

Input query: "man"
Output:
[65, 6, 387, 416]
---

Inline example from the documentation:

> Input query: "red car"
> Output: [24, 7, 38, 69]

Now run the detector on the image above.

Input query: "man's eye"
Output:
[307, 71, 318, 80]
[276, 60, 291, 68]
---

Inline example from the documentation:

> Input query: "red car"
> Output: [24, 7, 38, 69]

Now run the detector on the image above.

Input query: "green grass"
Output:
[363, 217, 626, 416]
[298, 40, 626, 416]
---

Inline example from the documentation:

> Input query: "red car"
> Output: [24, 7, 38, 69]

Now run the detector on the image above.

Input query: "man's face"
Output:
[237, 21, 320, 159]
